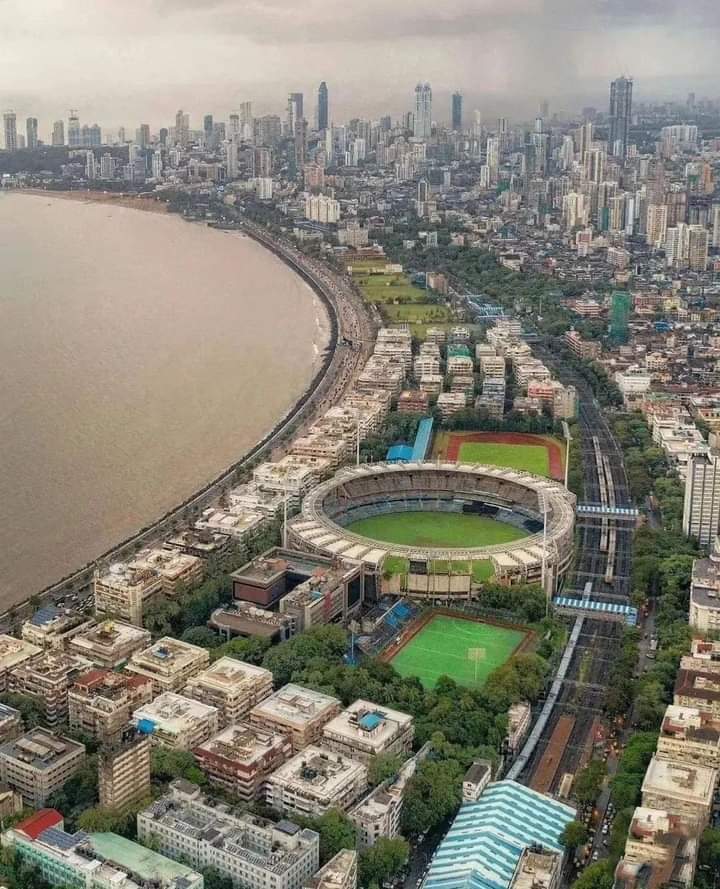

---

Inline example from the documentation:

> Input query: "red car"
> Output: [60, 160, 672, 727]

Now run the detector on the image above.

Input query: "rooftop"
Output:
[90, 832, 201, 885]
[641, 756, 716, 805]
[133, 693, 218, 734]
[186, 657, 273, 694]
[251, 684, 340, 728]
[0, 728, 85, 770]
[71, 620, 150, 651]
[269, 745, 367, 797]
[129, 637, 208, 673]
[306, 849, 358, 889]
[322, 699, 413, 752]
[195, 721, 287, 765]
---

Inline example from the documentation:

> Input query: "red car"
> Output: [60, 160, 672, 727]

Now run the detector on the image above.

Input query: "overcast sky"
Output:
[1, 0, 718, 136]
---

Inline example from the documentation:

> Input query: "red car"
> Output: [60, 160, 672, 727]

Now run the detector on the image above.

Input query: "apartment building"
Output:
[253, 455, 331, 500]
[0, 703, 22, 744]
[133, 692, 219, 750]
[0, 728, 85, 807]
[640, 756, 716, 828]
[8, 652, 94, 725]
[436, 392, 468, 417]
[138, 781, 319, 889]
[68, 670, 153, 741]
[0, 635, 41, 692]
[249, 684, 341, 752]
[94, 561, 164, 626]
[125, 637, 209, 694]
[265, 746, 368, 817]
[194, 722, 291, 800]
[183, 657, 273, 727]
[129, 547, 205, 595]
[305, 850, 358, 889]
[68, 619, 151, 668]
[195, 504, 266, 542]
[683, 453, 720, 545]
[462, 760, 493, 803]
[564, 329, 601, 361]
[321, 700, 414, 764]
[689, 539, 720, 633]
[5, 811, 202, 889]
[657, 705, 720, 769]
[509, 848, 562, 889]
[614, 807, 697, 889]
[279, 562, 363, 633]
[99, 725, 152, 811]
[21, 607, 94, 650]
[163, 527, 232, 561]
[680, 638, 720, 673]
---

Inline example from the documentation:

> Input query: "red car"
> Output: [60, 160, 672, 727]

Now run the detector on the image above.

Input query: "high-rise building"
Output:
[99, 725, 152, 811]
[25, 117, 38, 150]
[712, 204, 720, 249]
[414, 83, 432, 140]
[318, 82, 329, 131]
[203, 113, 214, 147]
[3, 111, 17, 152]
[684, 453, 720, 545]
[451, 92, 463, 131]
[68, 110, 81, 148]
[609, 291, 631, 344]
[136, 123, 150, 148]
[288, 92, 304, 134]
[52, 120, 65, 146]
[646, 203, 668, 248]
[688, 225, 709, 271]
[175, 109, 189, 147]
[608, 76, 633, 159]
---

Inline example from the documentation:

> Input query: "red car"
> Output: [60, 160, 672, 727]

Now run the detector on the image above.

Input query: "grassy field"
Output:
[347, 511, 528, 548]
[390, 615, 527, 689]
[382, 556, 496, 582]
[458, 442, 551, 477]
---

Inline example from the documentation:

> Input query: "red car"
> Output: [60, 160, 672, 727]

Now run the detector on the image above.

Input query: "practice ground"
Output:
[346, 510, 528, 548]
[434, 431, 565, 481]
[388, 614, 527, 689]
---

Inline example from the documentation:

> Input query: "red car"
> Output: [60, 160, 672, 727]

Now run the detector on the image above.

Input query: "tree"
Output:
[368, 754, 403, 788]
[210, 635, 271, 665]
[571, 861, 614, 889]
[77, 806, 136, 837]
[298, 810, 357, 865]
[559, 820, 588, 851]
[47, 756, 99, 825]
[401, 759, 463, 837]
[696, 827, 720, 889]
[151, 748, 206, 788]
[181, 626, 220, 649]
[359, 838, 409, 888]
[0, 692, 44, 728]
[573, 759, 607, 805]
[203, 868, 235, 889]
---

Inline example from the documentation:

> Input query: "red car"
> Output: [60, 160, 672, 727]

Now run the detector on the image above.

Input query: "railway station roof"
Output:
[423, 780, 575, 889]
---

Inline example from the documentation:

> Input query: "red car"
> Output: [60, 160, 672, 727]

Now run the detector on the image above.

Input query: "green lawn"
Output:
[357, 276, 427, 304]
[347, 511, 528, 548]
[390, 615, 526, 688]
[458, 442, 551, 477]
[382, 555, 496, 583]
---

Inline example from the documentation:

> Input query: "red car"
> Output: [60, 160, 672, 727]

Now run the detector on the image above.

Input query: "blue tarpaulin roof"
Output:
[386, 444, 414, 462]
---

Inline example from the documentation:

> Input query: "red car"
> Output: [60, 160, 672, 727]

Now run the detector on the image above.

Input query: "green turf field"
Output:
[458, 442, 550, 477]
[347, 511, 528, 548]
[390, 615, 527, 688]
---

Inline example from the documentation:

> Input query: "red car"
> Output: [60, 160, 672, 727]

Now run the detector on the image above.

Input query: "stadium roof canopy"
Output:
[423, 781, 575, 889]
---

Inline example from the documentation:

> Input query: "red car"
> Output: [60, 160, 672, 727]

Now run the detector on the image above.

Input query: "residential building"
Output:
[463, 760, 493, 802]
[68, 670, 153, 741]
[21, 607, 95, 650]
[614, 807, 697, 889]
[68, 620, 151, 669]
[674, 668, 720, 718]
[683, 453, 720, 545]
[265, 746, 368, 817]
[194, 722, 291, 800]
[183, 657, 274, 727]
[129, 547, 205, 596]
[640, 756, 716, 827]
[414, 83, 432, 141]
[507, 702, 532, 754]
[509, 848, 562, 889]
[99, 725, 152, 811]
[657, 705, 720, 769]
[564, 330, 601, 361]
[94, 562, 164, 626]
[0, 728, 85, 807]
[321, 700, 413, 764]
[305, 850, 358, 889]
[423, 782, 575, 889]
[133, 692, 219, 750]
[138, 780, 319, 889]
[0, 703, 22, 744]
[0, 636, 41, 692]
[125, 637, 209, 695]
[8, 652, 94, 725]
[4, 811, 203, 889]
[249, 684, 341, 752]
[690, 538, 720, 633]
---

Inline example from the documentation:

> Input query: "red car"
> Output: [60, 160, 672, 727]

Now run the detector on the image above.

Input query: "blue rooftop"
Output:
[423, 781, 575, 889]
[30, 606, 60, 627]
[359, 712, 383, 731]
[412, 417, 434, 462]
[137, 719, 156, 735]
[387, 444, 414, 462]
[554, 597, 638, 626]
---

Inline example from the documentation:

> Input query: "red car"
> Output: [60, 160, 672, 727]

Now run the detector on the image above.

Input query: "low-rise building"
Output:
[128, 548, 205, 595]
[68, 620, 151, 669]
[0, 728, 85, 807]
[68, 670, 153, 741]
[99, 725, 152, 811]
[321, 700, 413, 764]
[509, 847, 562, 889]
[138, 781, 319, 889]
[4, 811, 203, 889]
[680, 638, 720, 673]
[657, 705, 720, 769]
[163, 527, 232, 560]
[194, 722, 291, 800]
[183, 657, 274, 728]
[209, 603, 295, 642]
[689, 540, 720, 634]
[640, 756, 716, 827]
[0, 703, 22, 744]
[279, 562, 363, 633]
[0, 635, 41, 692]
[674, 668, 720, 718]
[305, 849, 358, 889]
[436, 392, 468, 417]
[463, 760, 493, 802]
[507, 702, 532, 754]
[94, 561, 164, 626]
[265, 745, 368, 817]
[8, 651, 94, 725]
[133, 692, 219, 750]
[250, 684, 341, 752]
[614, 807, 697, 889]
[125, 637, 209, 694]
[195, 504, 266, 542]
[21, 607, 95, 651]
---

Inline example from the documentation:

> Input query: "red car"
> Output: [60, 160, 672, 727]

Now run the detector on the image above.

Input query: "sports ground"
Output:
[346, 511, 529, 548]
[435, 431, 565, 481]
[387, 613, 528, 689]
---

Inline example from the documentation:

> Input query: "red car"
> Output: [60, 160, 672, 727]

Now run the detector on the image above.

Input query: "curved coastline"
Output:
[3, 209, 358, 619]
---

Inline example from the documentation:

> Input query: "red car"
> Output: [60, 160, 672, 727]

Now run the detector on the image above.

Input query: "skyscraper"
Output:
[608, 76, 633, 159]
[3, 111, 17, 152]
[287, 93, 304, 134]
[203, 114, 214, 145]
[684, 454, 720, 545]
[136, 124, 150, 148]
[68, 110, 81, 148]
[175, 109, 189, 147]
[52, 120, 65, 146]
[414, 83, 432, 140]
[25, 117, 38, 150]
[609, 290, 631, 344]
[318, 82, 329, 131]
[451, 92, 463, 131]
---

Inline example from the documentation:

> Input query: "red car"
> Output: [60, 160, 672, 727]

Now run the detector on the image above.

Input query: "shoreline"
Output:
[1, 195, 368, 619]
[17, 187, 169, 214]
